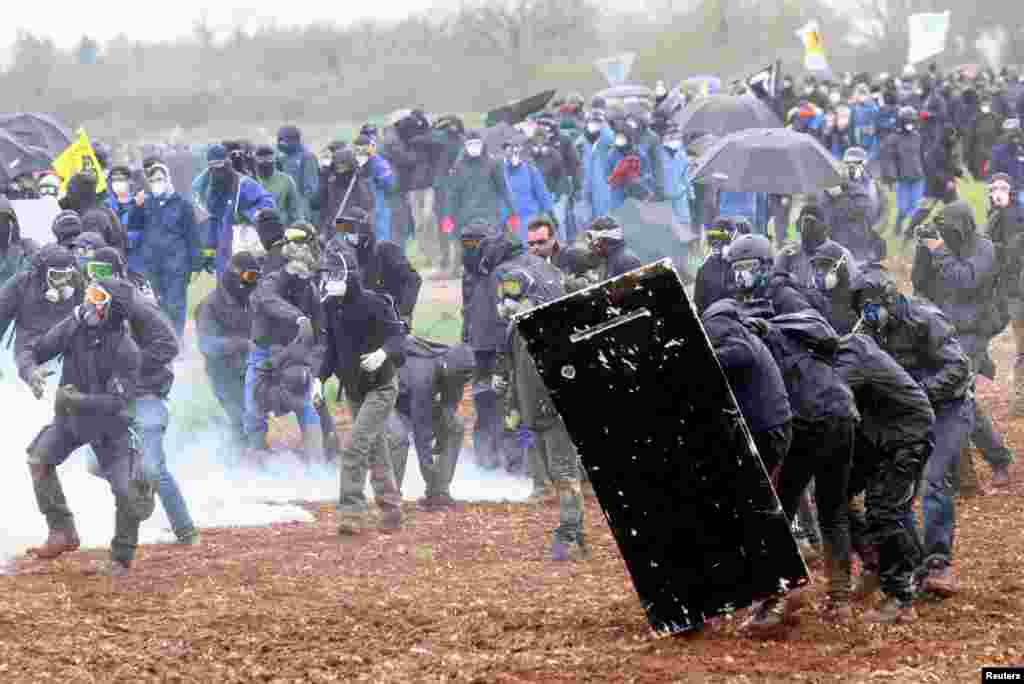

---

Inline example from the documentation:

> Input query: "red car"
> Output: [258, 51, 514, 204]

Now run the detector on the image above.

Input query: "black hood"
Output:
[61, 173, 100, 214]
[0, 196, 18, 251]
[477, 232, 525, 276]
[221, 251, 261, 304]
[82, 208, 126, 254]
[938, 200, 977, 253]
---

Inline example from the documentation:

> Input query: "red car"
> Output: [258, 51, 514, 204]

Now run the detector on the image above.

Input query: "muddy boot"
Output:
[27, 463, 80, 559]
[958, 448, 982, 498]
[323, 429, 341, 464]
[302, 428, 324, 464]
[992, 464, 1012, 488]
[823, 546, 853, 622]
[377, 506, 402, 533]
[862, 596, 916, 624]
[244, 432, 272, 467]
[853, 543, 882, 602]
[28, 525, 81, 560]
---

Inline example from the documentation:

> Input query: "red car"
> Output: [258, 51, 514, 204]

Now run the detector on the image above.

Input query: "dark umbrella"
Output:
[675, 94, 782, 136]
[0, 113, 73, 157]
[485, 90, 557, 127]
[690, 128, 844, 195]
[0, 131, 53, 186]
[482, 122, 524, 153]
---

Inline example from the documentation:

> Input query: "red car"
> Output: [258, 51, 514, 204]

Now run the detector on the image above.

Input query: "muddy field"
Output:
[2, 278, 1024, 683]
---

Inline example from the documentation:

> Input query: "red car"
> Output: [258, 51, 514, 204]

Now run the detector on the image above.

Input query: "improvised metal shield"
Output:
[512, 259, 808, 635]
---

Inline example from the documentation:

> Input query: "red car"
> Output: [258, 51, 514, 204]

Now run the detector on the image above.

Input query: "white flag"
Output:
[594, 53, 637, 87]
[907, 11, 951, 65]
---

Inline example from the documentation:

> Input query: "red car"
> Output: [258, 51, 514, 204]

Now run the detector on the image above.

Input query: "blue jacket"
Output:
[366, 156, 396, 239]
[851, 101, 881, 155]
[578, 126, 615, 220]
[192, 170, 276, 274]
[502, 161, 553, 228]
[109, 195, 143, 272]
[606, 145, 656, 210]
[658, 146, 692, 225]
[991, 141, 1024, 185]
[129, 191, 202, 275]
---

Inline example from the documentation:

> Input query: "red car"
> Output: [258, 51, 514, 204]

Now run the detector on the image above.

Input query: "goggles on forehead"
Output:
[284, 227, 312, 243]
[84, 282, 111, 307]
[461, 237, 483, 249]
[47, 266, 76, 286]
[73, 246, 96, 259]
[335, 221, 357, 234]
[731, 258, 762, 273]
[84, 261, 116, 281]
[499, 278, 524, 297]
[39, 183, 60, 195]
[706, 229, 733, 244]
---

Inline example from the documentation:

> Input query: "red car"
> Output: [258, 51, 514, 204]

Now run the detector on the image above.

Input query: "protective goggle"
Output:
[238, 269, 260, 284]
[335, 221, 357, 234]
[706, 229, 733, 244]
[731, 258, 762, 273]
[72, 246, 97, 260]
[990, 180, 1012, 194]
[207, 160, 229, 170]
[505, 145, 523, 156]
[39, 183, 60, 196]
[461, 238, 483, 249]
[84, 282, 111, 308]
[353, 144, 375, 157]
[284, 227, 313, 244]
[499, 278, 525, 298]
[84, 261, 116, 281]
[47, 266, 76, 286]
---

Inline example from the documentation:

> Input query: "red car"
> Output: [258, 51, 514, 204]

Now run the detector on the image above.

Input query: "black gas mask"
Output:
[798, 213, 829, 250]
[461, 237, 484, 272]
[224, 265, 260, 303]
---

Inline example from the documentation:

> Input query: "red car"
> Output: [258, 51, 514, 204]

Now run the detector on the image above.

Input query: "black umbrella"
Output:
[690, 128, 844, 195]
[482, 122, 526, 153]
[0, 113, 73, 157]
[0, 131, 53, 186]
[485, 90, 557, 127]
[675, 94, 782, 137]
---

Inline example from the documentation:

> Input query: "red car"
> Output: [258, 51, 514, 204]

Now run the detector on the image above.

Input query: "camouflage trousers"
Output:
[338, 379, 402, 518]
[536, 418, 584, 544]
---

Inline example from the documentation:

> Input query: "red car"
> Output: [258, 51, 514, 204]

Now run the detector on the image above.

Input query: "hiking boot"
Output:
[992, 464, 1012, 488]
[429, 493, 457, 509]
[337, 513, 369, 536]
[821, 601, 853, 622]
[923, 562, 959, 597]
[862, 596, 916, 624]
[176, 531, 202, 547]
[853, 571, 882, 601]
[102, 560, 132, 578]
[740, 598, 791, 637]
[378, 508, 402, 533]
[551, 539, 589, 562]
[28, 526, 81, 560]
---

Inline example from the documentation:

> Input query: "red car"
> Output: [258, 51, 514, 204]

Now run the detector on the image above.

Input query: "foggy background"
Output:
[1, 1, 1021, 139]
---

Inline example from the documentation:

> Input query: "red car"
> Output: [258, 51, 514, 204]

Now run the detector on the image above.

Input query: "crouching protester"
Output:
[318, 240, 408, 535]
[20, 278, 155, 576]
[246, 227, 326, 463]
[495, 268, 588, 562]
[386, 336, 475, 508]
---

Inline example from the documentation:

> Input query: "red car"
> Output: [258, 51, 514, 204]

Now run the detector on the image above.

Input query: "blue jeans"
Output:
[243, 346, 321, 437]
[895, 179, 925, 228]
[909, 398, 973, 568]
[136, 396, 196, 539]
[552, 197, 569, 243]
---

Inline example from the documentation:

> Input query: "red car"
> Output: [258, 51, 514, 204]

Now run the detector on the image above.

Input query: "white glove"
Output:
[492, 375, 508, 392]
[360, 349, 387, 373]
[311, 378, 324, 407]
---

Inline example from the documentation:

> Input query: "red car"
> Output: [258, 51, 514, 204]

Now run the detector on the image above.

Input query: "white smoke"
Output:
[976, 27, 1008, 73]
[0, 339, 530, 571]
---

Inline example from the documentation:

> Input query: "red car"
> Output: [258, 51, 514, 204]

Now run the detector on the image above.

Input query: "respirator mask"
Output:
[45, 266, 77, 304]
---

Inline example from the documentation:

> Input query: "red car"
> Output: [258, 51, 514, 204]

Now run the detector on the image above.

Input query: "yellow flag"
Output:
[796, 20, 829, 72]
[52, 129, 108, 195]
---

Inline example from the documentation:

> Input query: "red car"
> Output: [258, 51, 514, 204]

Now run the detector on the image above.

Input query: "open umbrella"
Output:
[680, 75, 722, 96]
[0, 113, 73, 158]
[0, 131, 53, 186]
[482, 122, 525, 153]
[675, 94, 782, 136]
[485, 89, 557, 127]
[690, 128, 844, 195]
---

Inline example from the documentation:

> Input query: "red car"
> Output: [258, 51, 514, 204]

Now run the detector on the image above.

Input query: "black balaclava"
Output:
[256, 209, 286, 252]
[255, 144, 276, 180]
[798, 205, 829, 250]
[61, 173, 100, 214]
[223, 251, 261, 304]
[52, 210, 84, 246]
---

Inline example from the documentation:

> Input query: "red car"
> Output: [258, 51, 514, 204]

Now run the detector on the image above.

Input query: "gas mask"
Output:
[614, 134, 628, 148]
[45, 266, 77, 303]
[281, 231, 318, 280]
[82, 282, 111, 327]
[465, 140, 483, 158]
[731, 259, 765, 291]
[810, 255, 843, 292]
[990, 181, 1012, 208]
[111, 180, 130, 196]
[506, 145, 523, 167]
[149, 176, 169, 197]
[847, 162, 865, 181]
[654, 82, 667, 98]
[320, 267, 349, 302]
[256, 156, 275, 178]
[799, 214, 828, 249]
[829, 91, 841, 106]
[497, 297, 527, 320]
[862, 301, 889, 331]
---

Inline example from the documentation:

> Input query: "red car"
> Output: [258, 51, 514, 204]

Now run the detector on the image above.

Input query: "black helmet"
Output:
[725, 234, 774, 264]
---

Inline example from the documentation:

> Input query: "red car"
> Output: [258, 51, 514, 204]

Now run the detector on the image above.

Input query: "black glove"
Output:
[55, 385, 83, 416]
[744, 318, 771, 338]
[295, 316, 315, 344]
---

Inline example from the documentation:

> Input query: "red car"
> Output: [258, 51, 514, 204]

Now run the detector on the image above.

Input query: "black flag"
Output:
[747, 61, 779, 102]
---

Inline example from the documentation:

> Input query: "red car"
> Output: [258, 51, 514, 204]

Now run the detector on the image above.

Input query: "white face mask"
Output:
[655, 85, 667, 97]
[150, 180, 168, 196]
[982, 105, 992, 113]
[614, 134, 628, 147]
[323, 278, 347, 299]
[905, 123, 914, 132]
[319, 155, 332, 168]
[343, 232, 361, 246]
[665, 139, 683, 151]
[586, 122, 601, 134]
[355, 154, 369, 167]
[112, 181, 129, 195]
[465, 141, 483, 157]
[829, 92, 841, 105]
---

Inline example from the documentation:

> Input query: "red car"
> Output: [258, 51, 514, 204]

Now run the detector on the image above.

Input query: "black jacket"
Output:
[599, 243, 644, 281]
[835, 333, 935, 449]
[196, 280, 253, 374]
[874, 296, 972, 406]
[320, 276, 407, 398]
[702, 299, 792, 433]
[25, 297, 140, 443]
[351, 235, 422, 320]
[250, 269, 325, 354]
[314, 167, 375, 235]
[694, 253, 734, 316]
[125, 288, 178, 398]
